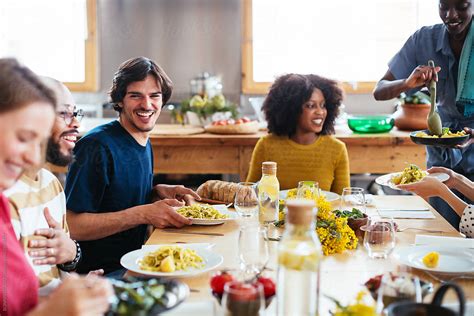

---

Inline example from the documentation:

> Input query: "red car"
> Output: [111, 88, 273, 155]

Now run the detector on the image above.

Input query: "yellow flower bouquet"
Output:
[278, 189, 358, 256]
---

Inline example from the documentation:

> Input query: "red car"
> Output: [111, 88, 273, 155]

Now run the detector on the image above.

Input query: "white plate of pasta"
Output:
[375, 172, 449, 190]
[120, 244, 223, 277]
[178, 204, 238, 225]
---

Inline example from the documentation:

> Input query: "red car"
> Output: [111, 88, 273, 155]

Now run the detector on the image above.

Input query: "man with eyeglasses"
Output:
[64, 57, 199, 277]
[5, 78, 103, 296]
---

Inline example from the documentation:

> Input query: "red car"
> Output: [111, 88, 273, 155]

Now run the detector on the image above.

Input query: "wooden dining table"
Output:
[128, 195, 473, 315]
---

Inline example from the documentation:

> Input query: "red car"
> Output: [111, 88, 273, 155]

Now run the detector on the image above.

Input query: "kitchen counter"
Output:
[58, 119, 426, 179]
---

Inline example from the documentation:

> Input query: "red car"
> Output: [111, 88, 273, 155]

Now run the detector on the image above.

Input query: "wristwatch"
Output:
[58, 239, 82, 272]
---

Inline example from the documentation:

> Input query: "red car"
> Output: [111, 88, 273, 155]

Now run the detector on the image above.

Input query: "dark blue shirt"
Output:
[389, 24, 473, 228]
[65, 120, 153, 274]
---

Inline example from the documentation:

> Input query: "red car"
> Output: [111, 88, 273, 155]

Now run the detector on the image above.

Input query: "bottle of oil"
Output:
[277, 198, 322, 316]
[257, 161, 279, 225]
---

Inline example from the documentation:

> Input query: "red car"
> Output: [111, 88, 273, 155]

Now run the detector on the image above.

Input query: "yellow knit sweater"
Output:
[246, 134, 350, 194]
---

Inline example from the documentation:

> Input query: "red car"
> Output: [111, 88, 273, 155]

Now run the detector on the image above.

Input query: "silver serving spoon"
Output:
[427, 60, 442, 135]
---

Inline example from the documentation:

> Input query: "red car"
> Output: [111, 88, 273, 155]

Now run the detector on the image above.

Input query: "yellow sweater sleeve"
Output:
[246, 137, 265, 182]
[330, 145, 350, 195]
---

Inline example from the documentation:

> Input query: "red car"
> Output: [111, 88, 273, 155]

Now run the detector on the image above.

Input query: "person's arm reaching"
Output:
[397, 176, 467, 216]
[373, 65, 441, 101]
[428, 167, 474, 200]
[67, 198, 191, 241]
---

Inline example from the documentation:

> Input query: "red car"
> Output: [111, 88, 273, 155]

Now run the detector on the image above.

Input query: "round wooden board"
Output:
[151, 124, 205, 135]
[204, 121, 259, 134]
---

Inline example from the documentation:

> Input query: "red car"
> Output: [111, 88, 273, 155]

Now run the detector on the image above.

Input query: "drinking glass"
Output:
[296, 181, 319, 200]
[376, 272, 421, 313]
[340, 187, 366, 213]
[234, 182, 259, 218]
[222, 281, 265, 316]
[363, 217, 396, 259]
[238, 225, 269, 278]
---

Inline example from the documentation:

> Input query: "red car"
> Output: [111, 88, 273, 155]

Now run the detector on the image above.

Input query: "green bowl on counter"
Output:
[347, 115, 395, 133]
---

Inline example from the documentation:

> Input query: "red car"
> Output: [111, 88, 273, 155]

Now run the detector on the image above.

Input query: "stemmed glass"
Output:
[296, 181, 319, 200]
[363, 217, 396, 259]
[238, 225, 269, 279]
[340, 187, 366, 213]
[234, 182, 259, 219]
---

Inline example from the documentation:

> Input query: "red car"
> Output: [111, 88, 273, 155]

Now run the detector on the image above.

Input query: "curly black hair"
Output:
[262, 73, 343, 137]
[109, 56, 173, 112]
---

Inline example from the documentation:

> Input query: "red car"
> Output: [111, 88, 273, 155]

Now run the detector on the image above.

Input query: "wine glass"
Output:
[222, 281, 265, 316]
[340, 187, 366, 213]
[363, 217, 396, 259]
[234, 182, 259, 218]
[296, 181, 319, 200]
[376, 272, 422, 313]
[238, 225, 269, 279]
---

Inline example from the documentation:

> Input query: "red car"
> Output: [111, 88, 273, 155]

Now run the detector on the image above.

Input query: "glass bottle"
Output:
[277, 199, 322, 316]
[257, 161, 280, 226]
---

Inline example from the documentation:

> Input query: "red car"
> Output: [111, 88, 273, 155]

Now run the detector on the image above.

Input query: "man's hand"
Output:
[153, 184, 200, 205]
[397, 176, 445, 199]
[29, 208, 77, 265]
[404, 64, 441, 89]
[143, 198, 192, 228]
[455, 127, 473, 148]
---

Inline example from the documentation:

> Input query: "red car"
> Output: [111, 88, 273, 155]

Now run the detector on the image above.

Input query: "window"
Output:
[0, 0, 98, 91]
[242, 0, 440, 94]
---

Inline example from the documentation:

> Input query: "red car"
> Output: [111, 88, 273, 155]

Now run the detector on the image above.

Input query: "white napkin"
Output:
[378, 209, 435, 219]
[161, 300, 216, 315]
[415, 234, 474, 248]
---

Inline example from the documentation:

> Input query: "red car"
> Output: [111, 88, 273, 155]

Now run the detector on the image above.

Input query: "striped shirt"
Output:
[4, 169, 68, 296]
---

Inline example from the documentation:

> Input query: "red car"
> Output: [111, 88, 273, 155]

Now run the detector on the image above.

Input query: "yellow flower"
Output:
[281, 191, 358, 255]
[331, 291, 377, 316]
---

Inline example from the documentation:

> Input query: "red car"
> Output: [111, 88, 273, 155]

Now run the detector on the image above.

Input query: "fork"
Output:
[397, 227, 444, 233]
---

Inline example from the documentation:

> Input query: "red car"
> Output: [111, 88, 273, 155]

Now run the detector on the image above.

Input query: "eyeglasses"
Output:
[57, 109, 84, 125]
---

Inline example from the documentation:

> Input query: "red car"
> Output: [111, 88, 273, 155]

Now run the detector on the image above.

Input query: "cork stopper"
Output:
[286, 199, 315, 225]
[262, 161, 277, 175]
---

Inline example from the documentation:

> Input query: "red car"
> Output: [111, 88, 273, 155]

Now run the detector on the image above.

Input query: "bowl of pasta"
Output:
[177, 204, 238, 225]
[410, 128, 470, 147]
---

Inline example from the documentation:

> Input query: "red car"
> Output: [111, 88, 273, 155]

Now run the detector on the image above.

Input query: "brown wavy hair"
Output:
[263, 73, 343, 137]
[0, 58, 56, 113]
[109, 57, 173, 112]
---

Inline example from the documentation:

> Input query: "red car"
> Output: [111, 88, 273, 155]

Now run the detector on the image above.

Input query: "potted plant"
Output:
[392, 91, 431, 131]
[171, 93, 238, 126]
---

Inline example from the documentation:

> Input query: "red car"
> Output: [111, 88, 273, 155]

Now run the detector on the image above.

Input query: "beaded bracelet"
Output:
[58, 239, 82, 272]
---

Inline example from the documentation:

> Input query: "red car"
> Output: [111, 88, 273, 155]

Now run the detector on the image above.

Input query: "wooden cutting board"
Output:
[151, 124, 205, 135]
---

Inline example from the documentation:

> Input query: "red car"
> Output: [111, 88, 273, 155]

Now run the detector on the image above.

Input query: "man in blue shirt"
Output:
[65, 57, 199, 276]
[373, 0, 473, 229]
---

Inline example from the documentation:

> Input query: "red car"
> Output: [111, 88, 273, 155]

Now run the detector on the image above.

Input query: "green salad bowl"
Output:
[347, 115, 395, 133]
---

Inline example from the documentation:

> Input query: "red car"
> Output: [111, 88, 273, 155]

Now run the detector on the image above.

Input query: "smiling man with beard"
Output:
[64, 57, 199, 277]
[4, 78, 97, 296]
[373, 0, 474, 229]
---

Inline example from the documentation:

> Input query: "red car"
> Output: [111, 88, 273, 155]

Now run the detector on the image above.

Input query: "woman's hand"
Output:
[30, 274, 112, 316]
[397, 176, 445, 199]
[29, 207, 77, 265]
[426, 166, 459, 189]
[404, 64, 441, 89]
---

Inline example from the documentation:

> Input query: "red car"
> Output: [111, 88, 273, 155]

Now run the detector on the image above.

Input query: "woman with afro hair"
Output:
[246, 74, 350, 194]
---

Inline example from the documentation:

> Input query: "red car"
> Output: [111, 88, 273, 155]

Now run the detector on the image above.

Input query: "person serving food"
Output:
[373, 0, 474, 228]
